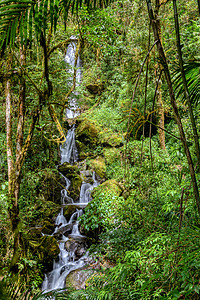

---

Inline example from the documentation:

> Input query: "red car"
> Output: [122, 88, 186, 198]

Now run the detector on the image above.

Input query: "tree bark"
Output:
[146, 0, 200, 215]
[155, 0, 165, 150]
[173, 0, 200, 171]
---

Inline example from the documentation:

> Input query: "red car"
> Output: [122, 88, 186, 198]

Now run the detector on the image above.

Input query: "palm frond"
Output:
[172, 61, 200, 105]
[0, 0, 113, 52]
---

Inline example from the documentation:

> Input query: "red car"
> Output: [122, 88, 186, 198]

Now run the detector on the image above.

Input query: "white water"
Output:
[42, 38, 99, 293]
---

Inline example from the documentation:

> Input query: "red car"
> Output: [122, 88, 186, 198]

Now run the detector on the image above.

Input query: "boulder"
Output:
[88, 156, 106, 179]
[76, 118, 100, 147]
[65, 268, 95, 290]
[29, 235, 60, 272]
[57, 163, 79, 178]
[91, 179, 122, 198]
[65, 238, 87, 261]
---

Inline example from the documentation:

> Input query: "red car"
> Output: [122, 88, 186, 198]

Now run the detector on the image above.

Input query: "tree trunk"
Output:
[155, 0, 165, 150]
[146, 0, 200, 215]
[5, 54, 20, 270]
[173, 0, 200, 171]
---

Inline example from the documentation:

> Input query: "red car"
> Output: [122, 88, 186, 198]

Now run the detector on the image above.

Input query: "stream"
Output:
[42, 38, 99, 292]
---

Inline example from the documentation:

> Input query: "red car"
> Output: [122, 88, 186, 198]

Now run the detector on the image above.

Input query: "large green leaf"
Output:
[172, 62, 200, 105]
[0, 0, 113, 52]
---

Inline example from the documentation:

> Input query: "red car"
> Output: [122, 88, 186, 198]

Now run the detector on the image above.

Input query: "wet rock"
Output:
[63, 204, 88, 220]
[65, 268, 95, 290]
[58, 163, 82, 202]
[58, 163, 79, 178]
[53, 223, 73, 237]
[76, 118, 100, 147]
[65, 238, 87, 261]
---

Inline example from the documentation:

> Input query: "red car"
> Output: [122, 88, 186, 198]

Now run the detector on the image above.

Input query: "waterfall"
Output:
[42, 37, 99, 293]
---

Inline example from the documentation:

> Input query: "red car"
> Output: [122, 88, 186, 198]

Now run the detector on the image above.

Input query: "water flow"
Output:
[60, 125, 78, 165]
[65, 36, 81, 119]
[42, 37, 99, 294]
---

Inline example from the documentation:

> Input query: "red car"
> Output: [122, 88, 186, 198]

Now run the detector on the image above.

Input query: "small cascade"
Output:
[79, 172, 99, 204]
[60, 125, 78, 165]
[65, 36, 81, 119]
[42, 38, 99, 294]
[60, 175, 73, 205]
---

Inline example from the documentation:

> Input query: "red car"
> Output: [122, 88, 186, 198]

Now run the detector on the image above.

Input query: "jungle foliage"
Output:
[1, 0, 200, 299]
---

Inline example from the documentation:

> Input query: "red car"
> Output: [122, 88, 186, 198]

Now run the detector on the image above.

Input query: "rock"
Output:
[88, 156, 106, 179]
[86, 82, 104, 95]
[91, 179, 122, 198]
[57, 163, 79, 178]
[63, 205, 77, 220]
[29, 235, 60, 272]
[65, 268, 95, 290]
[76, 118, 100, 148]
[65, 238, 87, 261]
[58, 163, 82, 202]
[64, 204, 88, 220]
[53, 223, 73, 237]
[42, 220, 55, 235]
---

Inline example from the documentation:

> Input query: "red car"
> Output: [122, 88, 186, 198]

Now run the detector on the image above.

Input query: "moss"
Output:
[42, 220, 55, 235]
[91, 179, 122, 198]
[103, 148, 121, 165]
[99, 128, 123, 147]
[68, 174, 82, 201]
[40, 168, 63, 204]
[63, 205, 77, 220]
[38, 201, 60, 222]
[29, 235, 60, 271]
[76, 117, 101, 147]
[57, 162, 79, 178]
[88, 156, 106, 178]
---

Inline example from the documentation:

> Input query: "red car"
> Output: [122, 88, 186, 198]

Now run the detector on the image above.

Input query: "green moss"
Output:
[57, 162, 79, 178]
[99, 128, 123, 147]
[88, 156, 106, 178]
[76, 117, 101, 147]
[68, 174, 82, 201]
[42, 220, 55, 235]
[64, 205, 77, 219]
[91, 179, 122, 198]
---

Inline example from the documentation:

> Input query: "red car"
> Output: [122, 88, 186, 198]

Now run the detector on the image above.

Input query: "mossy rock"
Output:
[42, 220, 55, 235]
[76, 118, 101, 147]
[29, 235, 59, 272]
[99, 128, 123, 147]
[91, 179, 122, 198]
[65, 268, 95, 290]
[86, 82, 104, 95]
[38, 201, 60, 222]
[63, 205, 77, 220]
[58, 162, 79, 178]
[68, 174, 82, 201]
[40, 168, 63, 204]
[88, 156, 106, 179]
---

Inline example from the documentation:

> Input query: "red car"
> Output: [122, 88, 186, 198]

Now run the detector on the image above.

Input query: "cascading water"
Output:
[42, 37, 99, 293]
